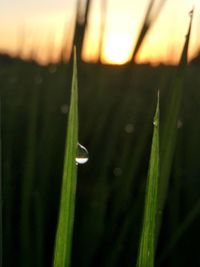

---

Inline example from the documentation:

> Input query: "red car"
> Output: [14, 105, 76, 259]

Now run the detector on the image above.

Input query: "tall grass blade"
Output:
[136, 92, 159, 267]
[53, 50, 78, 267]
[157, 11, 193, 239]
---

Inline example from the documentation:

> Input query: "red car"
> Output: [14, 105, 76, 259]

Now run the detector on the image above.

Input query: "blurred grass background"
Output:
[1, 1, 200, 266]
[1, 54, 200, 266]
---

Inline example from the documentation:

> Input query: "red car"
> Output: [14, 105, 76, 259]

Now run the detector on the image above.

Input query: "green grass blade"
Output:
[53, 50, 78, 267]
[157, 11, 193, 239]
[136, 92, 159, 267]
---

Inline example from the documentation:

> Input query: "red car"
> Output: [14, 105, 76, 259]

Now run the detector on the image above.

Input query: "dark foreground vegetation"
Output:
[1, 52, 200, 267]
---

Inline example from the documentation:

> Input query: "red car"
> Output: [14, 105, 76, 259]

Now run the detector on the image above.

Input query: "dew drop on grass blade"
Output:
[53, 49, 78, 267]
[76, 143, 89, 165]
[136, 92, 159, 267]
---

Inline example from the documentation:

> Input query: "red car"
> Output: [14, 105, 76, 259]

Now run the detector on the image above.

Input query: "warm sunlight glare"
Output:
[102, 32, 134, 64]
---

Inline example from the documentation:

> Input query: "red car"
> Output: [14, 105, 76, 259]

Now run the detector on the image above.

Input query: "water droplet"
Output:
[153, 120, 158, 127]
[76, 143, 89, 165]
[124, 123, 134, 134]
[60, 104, 68, 114]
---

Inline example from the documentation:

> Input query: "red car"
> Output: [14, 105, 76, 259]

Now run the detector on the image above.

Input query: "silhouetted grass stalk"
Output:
[131, 0, 166, 61]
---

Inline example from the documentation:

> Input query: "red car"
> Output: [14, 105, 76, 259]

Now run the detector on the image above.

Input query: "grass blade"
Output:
[53, 50, 78, 267]
[131, 0, 166, 62]
[157, 11, 193, 239]
[136, 92, 159, 267]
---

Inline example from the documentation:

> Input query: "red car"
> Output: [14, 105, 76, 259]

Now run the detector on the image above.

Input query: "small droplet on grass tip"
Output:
[153, 120, 158, 127]
[76, 143, 89, 165]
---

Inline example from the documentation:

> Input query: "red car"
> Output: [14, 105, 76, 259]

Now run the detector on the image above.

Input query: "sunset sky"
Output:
[0, 0, 199, 65]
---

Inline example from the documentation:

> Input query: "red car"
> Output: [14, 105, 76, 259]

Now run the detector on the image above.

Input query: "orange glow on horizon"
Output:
[81, 0, 200, 66]
[0, 0, 200, 66]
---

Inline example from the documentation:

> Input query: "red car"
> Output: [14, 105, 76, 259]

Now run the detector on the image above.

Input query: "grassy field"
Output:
[1, 51, 200, 267]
